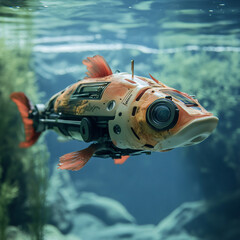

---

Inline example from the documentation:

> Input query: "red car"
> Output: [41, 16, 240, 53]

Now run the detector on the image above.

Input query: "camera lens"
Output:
[152, 105, 171, 122]
[146, 99, 179, 130]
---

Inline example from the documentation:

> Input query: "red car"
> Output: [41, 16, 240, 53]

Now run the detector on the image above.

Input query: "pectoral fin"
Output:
[58, 144, 98, 171]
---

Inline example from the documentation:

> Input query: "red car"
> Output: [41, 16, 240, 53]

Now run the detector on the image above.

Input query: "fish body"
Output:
[10, 55, 218, 170]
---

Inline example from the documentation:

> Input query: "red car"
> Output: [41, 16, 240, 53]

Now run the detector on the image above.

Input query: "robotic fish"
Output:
[10, 55, 218, 171]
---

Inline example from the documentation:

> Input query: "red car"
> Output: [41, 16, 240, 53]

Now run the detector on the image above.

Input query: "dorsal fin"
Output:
[149, 73, 159, 83]
[82, 55, 112, 79]
[149, 73, 167, 87]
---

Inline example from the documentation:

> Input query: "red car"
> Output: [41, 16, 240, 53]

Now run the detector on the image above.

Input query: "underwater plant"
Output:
[153, 51, 240, 198]
[0, 1, 49, 238]
[0, 38, 49, 240]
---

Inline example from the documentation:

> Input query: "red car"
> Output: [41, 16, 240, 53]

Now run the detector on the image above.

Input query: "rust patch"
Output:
[104, 81, 128, 98]
[75, 100, 89, 115]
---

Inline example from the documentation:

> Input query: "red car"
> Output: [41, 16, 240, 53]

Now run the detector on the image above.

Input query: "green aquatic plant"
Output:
[0, 166, 18, 240]
[26, 141, 48, 240]
[0, 1, 49, 239]
[0, 0, 31, 8]
[153, 51, 240, 197]
[0, 38, 48, 240]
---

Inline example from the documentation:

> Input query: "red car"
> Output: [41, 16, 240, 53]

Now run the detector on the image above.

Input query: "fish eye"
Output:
[146, 99, 179, 131]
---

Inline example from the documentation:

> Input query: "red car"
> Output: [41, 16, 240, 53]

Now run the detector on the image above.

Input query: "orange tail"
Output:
[10, 92, 41, 148]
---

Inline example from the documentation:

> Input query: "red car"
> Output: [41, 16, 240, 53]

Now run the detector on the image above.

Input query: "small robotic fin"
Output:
[114, 155, 130, 165]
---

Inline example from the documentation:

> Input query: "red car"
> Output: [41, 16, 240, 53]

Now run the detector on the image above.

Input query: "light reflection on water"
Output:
[1, 0, 240, 50]
[34, 42, 240, 54]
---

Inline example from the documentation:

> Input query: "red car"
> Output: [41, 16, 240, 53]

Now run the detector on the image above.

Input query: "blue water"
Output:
[1, 0, 240, 230]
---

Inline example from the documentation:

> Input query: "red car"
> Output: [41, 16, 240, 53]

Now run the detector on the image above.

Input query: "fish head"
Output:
[140, 88, 218, 151]
[108, 76, 218, 152]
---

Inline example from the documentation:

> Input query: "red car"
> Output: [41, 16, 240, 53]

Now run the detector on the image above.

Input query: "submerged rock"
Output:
[6, 225, 80, 240]
[47, 169, 135, 234]
[156, 201, 205, 238]
[47, 169, 240, 240]
[78, 223, 156, 240]
[6, 226, 29, 240]
[44, 225, 80, 240]
[75, 192, 135, 225]
[156, 191, 240, 240]
[47, 168, 77, 233]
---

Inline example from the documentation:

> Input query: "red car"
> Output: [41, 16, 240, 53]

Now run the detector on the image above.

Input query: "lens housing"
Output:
[146, 98, 179, 130]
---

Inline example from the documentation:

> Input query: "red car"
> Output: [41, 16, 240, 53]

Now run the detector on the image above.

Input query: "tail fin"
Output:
[10, 92, 41, 148]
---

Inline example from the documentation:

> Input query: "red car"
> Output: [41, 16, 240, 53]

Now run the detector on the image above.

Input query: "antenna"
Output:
[131, 60, 134, 79]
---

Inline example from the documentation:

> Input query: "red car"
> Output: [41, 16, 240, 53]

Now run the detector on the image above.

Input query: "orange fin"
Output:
[114, 156, 129, 165]
[82, 55, 112, 79]
[10, 92, 41, 148]
[58, 144, 98, 171]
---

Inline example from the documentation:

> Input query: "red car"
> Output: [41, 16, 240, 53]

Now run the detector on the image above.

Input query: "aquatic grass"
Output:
[0, 38, 49, 240]
[26, 141, 49, 240]
[1, 3, 49, 239]
[0, 166, 19, 240]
